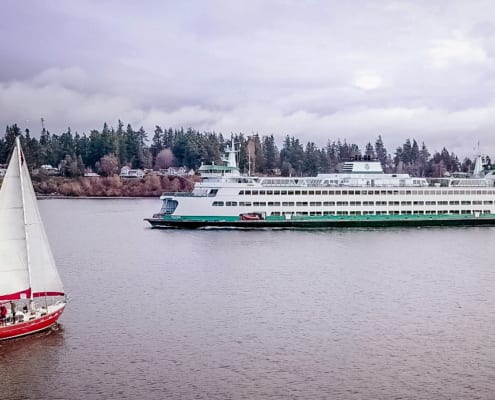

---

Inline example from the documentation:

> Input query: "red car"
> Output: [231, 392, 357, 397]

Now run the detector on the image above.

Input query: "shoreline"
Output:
[37, 195, 159, 200]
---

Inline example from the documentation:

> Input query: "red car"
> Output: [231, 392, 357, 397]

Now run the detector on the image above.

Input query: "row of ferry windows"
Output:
[269, 210, 490, 216]
[212, 200, 494, 207]
[238, 189, 495, 196]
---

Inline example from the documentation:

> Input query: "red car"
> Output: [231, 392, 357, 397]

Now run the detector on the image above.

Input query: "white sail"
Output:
[21, 151, 64, 296]
[0, 138, 64, 300]
[0, 141, 30, 299]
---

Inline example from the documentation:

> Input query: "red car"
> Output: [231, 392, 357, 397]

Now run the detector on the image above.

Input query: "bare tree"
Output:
[99, 154, 119, 177]
[155, 148, 175, 169]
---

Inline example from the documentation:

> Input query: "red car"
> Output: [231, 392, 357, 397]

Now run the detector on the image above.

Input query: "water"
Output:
[1, 199, 495, 399]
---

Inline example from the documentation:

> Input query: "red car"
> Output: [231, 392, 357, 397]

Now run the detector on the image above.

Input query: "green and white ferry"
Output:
[145, 143, 495, 229]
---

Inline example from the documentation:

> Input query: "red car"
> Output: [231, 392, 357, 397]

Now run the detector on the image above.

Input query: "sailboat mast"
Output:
[16, 137, 33, 300]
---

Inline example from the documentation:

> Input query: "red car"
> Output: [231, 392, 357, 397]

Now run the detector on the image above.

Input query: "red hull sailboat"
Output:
[0, 137, 66, 341]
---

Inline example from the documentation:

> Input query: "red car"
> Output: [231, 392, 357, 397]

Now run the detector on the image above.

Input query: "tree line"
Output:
[0, 122, 488, 178]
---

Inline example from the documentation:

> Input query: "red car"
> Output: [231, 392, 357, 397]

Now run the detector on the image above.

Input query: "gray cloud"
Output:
[1, 0, 495, 158]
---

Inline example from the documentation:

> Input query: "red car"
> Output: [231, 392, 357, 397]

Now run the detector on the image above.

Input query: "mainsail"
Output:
[0, 137, 64, 300]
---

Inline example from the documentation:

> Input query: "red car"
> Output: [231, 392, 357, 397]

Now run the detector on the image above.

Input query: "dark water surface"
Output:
[2, 199, 495, 399]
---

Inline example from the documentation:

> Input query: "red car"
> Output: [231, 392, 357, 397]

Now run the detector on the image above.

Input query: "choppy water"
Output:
[1, 198, 495, 399]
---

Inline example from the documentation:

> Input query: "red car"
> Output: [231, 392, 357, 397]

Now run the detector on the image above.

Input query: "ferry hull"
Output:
[0, 304, 65, 341]
[145, 215, 495, 229]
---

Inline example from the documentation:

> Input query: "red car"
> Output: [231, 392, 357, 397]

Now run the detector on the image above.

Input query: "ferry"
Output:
[145, 142, 495, 229]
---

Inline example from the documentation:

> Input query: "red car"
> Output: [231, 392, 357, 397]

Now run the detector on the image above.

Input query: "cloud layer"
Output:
[1, 0, 495, 157]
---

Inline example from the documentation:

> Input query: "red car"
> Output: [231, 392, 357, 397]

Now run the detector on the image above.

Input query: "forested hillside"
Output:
[0, 122, 488, 178]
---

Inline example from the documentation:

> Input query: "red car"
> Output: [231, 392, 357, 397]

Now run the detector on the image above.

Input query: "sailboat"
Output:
[0, 136, 66, 340]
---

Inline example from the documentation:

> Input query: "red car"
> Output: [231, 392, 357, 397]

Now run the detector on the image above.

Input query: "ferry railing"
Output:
[160, 191, 218, 197]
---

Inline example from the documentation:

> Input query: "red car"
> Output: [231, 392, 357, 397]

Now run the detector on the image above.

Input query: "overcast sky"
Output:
[1, 0, 495, 157]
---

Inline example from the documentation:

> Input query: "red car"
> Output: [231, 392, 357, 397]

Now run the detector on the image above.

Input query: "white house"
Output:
[120, 166, 144, 178]
[40, 164, 60, 175]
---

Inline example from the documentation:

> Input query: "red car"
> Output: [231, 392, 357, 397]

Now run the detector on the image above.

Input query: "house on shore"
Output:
[120, 166, 144, 178]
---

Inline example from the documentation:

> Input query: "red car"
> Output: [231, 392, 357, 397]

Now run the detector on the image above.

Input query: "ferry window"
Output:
[268, 202, 281, 206]
[259, 191, 266, 195]
[274, 190, 280, 195]
[245, 190, 251, 195]
[266, 190, 273, 195]
[401, 201, 412, 206]
[461, 201, 471, 205]
[337, 201, 348, 206]
[388, 201, 399, 206]
[425, 201, 436, 205]
[315, 191, 322, 195]
[350, 201, 361, 206]
[484, 200, 493, 205]
[239, 202, 251, 206]
[438, 201, 448, 205]
[322, 190, 328, 195]
[288, 191, 294, 195]
[310, 202, 322, 206]
[212, 201, 224, 206]
[335, 191, 341, 195]
[405, 190, 411, 195]
[281, 191, 287, 195]
[459, 191, 465, 195]
[348, 190, 354, 195]
[238, 190, 244, 195]
[308, 191, 314, 195]
[301, 190, 307, 195]
[413, 201, 424, 205]
[226, 201, 237, 206]
[363, 201, 374, 206]
[209, 189, 218, 196]
[473, 200, 482, 205]
[355, 191, 361, 195]
[323, 211, 335, 215]
[252, 191, 258, 195]
[282, 202, 294, 206]
[296, 202, 308, 206]
[323, 201, 335, 206]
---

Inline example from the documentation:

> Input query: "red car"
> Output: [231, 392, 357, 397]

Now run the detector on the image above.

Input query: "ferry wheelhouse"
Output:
[146, 145, 495, 228]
